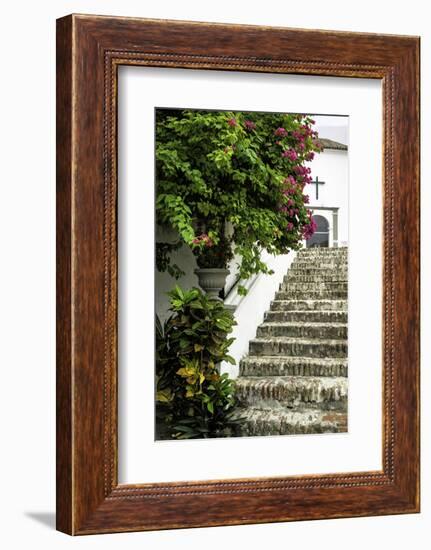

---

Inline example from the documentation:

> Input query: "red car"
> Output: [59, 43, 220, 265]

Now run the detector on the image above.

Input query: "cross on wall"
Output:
[310, 176, 326, 200]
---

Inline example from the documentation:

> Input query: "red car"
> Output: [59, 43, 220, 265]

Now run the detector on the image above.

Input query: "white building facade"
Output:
[304, 137, 349, 249]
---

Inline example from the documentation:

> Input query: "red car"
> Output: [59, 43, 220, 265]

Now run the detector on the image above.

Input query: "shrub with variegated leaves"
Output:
[156, 286, 242, 439]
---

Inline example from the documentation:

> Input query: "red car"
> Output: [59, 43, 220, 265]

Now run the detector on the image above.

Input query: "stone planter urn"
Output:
[194, 268, 230, 300]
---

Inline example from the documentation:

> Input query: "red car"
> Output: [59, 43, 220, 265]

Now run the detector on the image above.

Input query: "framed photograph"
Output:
[56, 14, 420, 535]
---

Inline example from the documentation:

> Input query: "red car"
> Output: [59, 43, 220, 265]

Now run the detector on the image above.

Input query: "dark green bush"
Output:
[156, 286, 242, 439]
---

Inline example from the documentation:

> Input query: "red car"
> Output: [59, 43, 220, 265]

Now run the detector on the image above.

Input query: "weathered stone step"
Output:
[233, 407, 347, 436]
[289, 267, 348, 276]
[249, 337, 348, 358]
[275, 290, 348, 300]
[284, 274, 347, 284]
[281, 281, 348, 292]
[297, 247, 348, 257]
[257, 322, 347, 340]
[235, 376, 348, 409]
[265, 310, 347, 323]
[239, 356, 348, 377]
[292, 261, 348, 270]
[270, 299, 347, 311]
[295, 258, 348, 263]
[296, 249, 347, 257]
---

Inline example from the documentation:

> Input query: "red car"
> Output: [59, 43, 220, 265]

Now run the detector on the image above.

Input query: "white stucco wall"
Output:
[221, 250, 297, 378]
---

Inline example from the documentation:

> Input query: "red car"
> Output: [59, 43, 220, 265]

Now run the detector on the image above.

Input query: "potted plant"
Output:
[192, 232, 233, 299]
[155, 109, 321, 295]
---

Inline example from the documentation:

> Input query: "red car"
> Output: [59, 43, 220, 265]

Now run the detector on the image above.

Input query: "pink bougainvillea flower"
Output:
[294, 165, 307, 176]
[282, 149, 298, 161]
[286, 222, 294, 231]
[303, 194, 310, 204]
[303, 220, 317, 240]
[193, 233, 213, 247]
[305, 152, 315, 161]
[244, 119, 256, 131]
[274, 127, 288, 137]
[301, 124, 313, 136]
[227, 118, 237, 127]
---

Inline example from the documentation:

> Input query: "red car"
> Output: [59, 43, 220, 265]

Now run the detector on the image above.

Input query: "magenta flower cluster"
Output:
[227, 117, 257, 131]
[274, 127, 288, 137]
[281, 149, 298, 161]
[274, 119, 321, 238]
[302, 211, 317, 240]
[224, 115, 320, 241]
[294, 164, 313, 185]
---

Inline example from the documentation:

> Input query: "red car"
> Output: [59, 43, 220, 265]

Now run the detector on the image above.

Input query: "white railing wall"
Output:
[221, 249, 297, 378]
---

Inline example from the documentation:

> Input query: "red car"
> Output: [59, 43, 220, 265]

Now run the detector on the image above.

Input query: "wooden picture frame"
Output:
[56, 14, 420, 535]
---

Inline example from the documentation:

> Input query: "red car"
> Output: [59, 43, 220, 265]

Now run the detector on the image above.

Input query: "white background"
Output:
[0, 1, 428, 548]
[118, 68, 382, 483]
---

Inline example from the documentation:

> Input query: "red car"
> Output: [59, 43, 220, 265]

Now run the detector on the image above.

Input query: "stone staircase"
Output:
[234, 246, 348, 436]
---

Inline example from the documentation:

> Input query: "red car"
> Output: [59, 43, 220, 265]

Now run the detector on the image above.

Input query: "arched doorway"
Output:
[306, 215, 330, 248]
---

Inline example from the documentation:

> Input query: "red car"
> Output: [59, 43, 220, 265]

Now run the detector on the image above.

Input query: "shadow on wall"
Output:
[156, 225, 201, 326]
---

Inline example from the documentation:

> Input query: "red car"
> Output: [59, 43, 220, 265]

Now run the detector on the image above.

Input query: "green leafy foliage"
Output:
[155, 109, 322, 288]
[156, 286, 243, 439]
